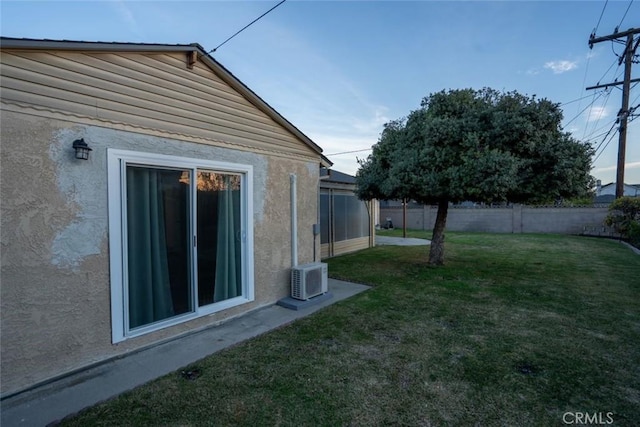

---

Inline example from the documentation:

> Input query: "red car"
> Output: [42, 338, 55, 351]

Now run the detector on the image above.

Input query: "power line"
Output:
[597, 57, 621, 86]
[562, 60, 622, 140]
[593, 128, 618, 163]
[209, 0, 287, 53]
[561, 93, 599, 107]
[629, 104, 639, 122]
[580, 58, 620, 139]
[584, 81, 616, 138]
[581, 0, 610, 124]
[578, 2, 611, 124]
[325, 148, 373, 156]
[593, 0, 609, 36]
[618, 0, 634, 31]
[576, 49, 593, 117]
[611, 40, 622, 59]
[583, 124, 618, 144]
[630, 108, 640, 123]
[629, 84, 640, 121]
[582, 66, 627, 139]
[582, 116, 619, 142]
[630, 82, 640, 106]
[593, 120, 618, 156]
[565, 90, 605, 127]
[591, 80, 617, 137]
[581, 90, 601, 140]
[592, 115, 620, 163]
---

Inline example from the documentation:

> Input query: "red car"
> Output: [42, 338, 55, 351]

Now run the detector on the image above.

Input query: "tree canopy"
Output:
[356, 88, 594, 265]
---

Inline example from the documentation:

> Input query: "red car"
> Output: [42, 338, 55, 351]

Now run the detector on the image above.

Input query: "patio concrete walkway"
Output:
[376, 236, 431, 246]
[0, 279, 369, 427]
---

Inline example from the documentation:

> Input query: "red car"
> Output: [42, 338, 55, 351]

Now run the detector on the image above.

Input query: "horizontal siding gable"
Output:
[0, 49, 317, 158]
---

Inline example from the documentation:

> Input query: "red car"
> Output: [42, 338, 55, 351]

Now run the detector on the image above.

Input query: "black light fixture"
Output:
[72, 138, 92, 160]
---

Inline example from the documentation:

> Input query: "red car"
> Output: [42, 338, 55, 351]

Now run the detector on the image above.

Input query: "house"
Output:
[0, 37, 331, 397]
[594, 180, 640, 202]
[320, 169, 377, 258]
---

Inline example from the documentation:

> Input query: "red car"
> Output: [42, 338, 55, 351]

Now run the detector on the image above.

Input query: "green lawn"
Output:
[63, 233, 640, 426]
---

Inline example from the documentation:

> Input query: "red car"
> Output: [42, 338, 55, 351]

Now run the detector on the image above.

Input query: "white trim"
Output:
[245, 168, 255, 301]
[189, 168, 198, 321]
[107, 149, 255, 344]
[108, 151, 125, 343]
[290, 174, 298, 267]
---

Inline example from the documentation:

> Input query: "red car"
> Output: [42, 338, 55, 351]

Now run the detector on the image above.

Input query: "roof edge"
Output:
[0, 37, 199, 52]
[196, 48, 327, 158]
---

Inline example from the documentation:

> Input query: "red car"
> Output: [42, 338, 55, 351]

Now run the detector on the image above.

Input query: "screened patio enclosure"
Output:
[320, 169, 377, 258]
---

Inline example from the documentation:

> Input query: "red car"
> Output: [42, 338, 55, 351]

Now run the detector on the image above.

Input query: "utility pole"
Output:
[588, 28, 640, 199]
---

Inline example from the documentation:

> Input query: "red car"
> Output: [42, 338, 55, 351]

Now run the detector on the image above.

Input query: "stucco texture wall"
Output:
[0, 110, 319, 396]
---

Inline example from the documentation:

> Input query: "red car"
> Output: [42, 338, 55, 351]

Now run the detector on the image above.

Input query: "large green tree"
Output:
[356, 88, 594, 265]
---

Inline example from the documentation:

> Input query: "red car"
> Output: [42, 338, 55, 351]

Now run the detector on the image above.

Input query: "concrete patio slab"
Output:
[0, 279, 369, 427]
[376, 236, 431, 246]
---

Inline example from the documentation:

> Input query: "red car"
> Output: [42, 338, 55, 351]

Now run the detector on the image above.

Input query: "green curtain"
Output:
[126, 167, 175, 328]
[213, 177, 242, 302]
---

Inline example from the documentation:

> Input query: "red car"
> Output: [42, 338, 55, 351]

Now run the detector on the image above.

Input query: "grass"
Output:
[62, 232, 640, 426]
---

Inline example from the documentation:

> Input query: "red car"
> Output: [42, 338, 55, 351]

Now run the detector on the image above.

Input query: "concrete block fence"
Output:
[380, 205, 615, 236]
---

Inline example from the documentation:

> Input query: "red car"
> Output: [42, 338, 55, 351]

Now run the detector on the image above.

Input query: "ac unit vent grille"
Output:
[291, 262, 328, 300]
[305, 268, 322, 296]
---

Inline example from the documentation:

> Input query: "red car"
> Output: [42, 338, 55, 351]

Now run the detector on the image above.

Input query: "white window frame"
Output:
[108, 149, 254, 343]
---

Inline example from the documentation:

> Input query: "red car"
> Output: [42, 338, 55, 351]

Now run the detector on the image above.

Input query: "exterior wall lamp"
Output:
[72, 138, 92, 160]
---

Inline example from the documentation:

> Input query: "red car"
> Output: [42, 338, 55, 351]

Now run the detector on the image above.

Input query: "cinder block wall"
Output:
[380, 205, 611, 235]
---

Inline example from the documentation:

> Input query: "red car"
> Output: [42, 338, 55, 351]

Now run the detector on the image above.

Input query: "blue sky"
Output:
[2, 1, 638, 184]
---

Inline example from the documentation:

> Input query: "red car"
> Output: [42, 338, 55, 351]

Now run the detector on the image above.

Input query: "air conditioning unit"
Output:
[291, 262, 328, 300]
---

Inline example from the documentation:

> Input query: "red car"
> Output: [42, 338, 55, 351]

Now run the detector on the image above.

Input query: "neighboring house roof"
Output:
[320, 168, 362, 191]
[595, 182, 640, 197]
[320, 168, 357, 184]
[0, 37, 332, 167]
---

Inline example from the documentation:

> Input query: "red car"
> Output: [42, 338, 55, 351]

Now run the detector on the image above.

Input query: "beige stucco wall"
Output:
[0, 108, 320, 396]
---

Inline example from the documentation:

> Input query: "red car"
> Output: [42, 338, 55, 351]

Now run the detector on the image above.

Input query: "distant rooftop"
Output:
[320, 168, 356, 184]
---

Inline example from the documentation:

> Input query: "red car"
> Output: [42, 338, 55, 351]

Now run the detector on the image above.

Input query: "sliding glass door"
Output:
[126, 166, 191, 328]
[109, 150, 253, 342]
[196, 171, 242, 306]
